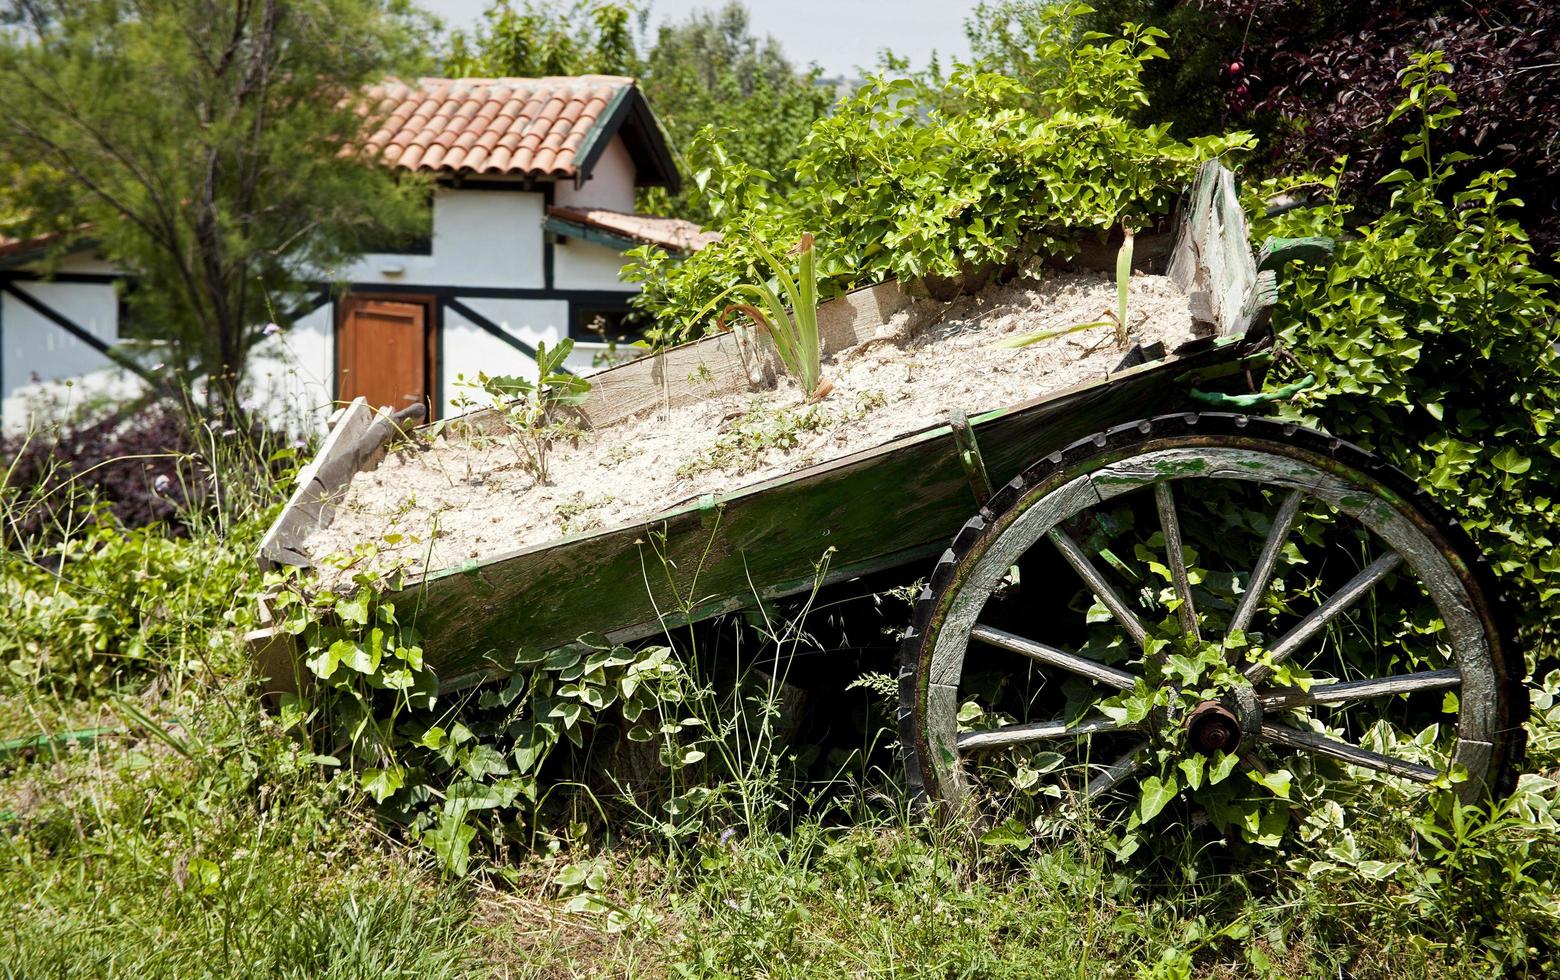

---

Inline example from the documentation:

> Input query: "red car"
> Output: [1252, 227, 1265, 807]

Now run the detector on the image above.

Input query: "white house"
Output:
[0, 75, 716, 431]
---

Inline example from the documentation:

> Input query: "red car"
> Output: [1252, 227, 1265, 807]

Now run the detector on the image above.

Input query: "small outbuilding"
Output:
[0, 75, 714, 431]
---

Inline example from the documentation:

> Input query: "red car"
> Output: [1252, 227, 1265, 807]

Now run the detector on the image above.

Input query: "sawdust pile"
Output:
[306, 270, 1195, 581]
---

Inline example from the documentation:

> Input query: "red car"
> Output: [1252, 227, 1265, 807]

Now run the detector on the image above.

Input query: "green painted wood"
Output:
[391, 339, 1246, 691]
[1258, 235, 1335, 272]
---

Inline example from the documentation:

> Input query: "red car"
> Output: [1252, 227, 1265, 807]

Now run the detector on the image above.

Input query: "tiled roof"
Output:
[547, 205, 721, 254]
[363, 75, 635, 176]
[0, 229, 78, 264]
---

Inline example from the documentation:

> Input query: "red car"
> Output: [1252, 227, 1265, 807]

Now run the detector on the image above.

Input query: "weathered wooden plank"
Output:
[387, 340, 1243, 691]
[958, 715, 1125, 751]
[259, 397, 374, 568]
[1259, 669, 1461, 709]
[968, 624, 1137, 690]
[446, 280, 918, 437]
[1167, 161, 1266, 338]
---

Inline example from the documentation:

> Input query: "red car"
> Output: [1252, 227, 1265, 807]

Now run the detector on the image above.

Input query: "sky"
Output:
[416, 0, 975, 78]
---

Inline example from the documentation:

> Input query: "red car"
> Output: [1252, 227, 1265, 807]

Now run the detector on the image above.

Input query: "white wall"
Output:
[1, 278, 124, 431]
[553, 237, 634, 291]
[440, 297, 569, 418]
[241, 300, 335, 434]
[554, 135, 637, 212]
[334, 186, 547, 290]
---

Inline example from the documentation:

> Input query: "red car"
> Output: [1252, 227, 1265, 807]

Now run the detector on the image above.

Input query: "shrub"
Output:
[0, 513, 260, 695]
[1258, 52, 1560, 646]
[1, 398, 295, 546]
[625, 6, 1252, 345]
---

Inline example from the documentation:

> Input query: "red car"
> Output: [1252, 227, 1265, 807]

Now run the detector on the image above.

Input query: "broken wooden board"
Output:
[258, 397, 374, 569]
[1167, 161, 1267, 339]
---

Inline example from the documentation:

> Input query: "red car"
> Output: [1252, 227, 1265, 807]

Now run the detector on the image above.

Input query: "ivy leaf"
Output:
[1208, 750, 1241, 784]
[458, 744, 511, 780]
[1178, 756, 1205, 792]
[1492, 448, 1532, 475]
[335, 590, 370, 625]
[1137, 773, 1178, 823]
[361, 766, 404, 803]
[978, 817, 1033, 851]
[1248, 768, 1293, 800]
[423, 814, 476, 877]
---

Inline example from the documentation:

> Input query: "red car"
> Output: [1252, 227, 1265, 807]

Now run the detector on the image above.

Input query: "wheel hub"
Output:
[1186, 700, 1243, 754]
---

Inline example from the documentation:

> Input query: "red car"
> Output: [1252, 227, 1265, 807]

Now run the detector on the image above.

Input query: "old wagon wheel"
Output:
[900, 412, 1525, 837]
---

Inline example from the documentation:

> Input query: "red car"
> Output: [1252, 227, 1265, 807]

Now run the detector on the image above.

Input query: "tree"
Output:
[1079, 0, 1560, 257]
[0, 0, 435, 406]
[442, 0, 638, 78]
[639, 3, 834, 224]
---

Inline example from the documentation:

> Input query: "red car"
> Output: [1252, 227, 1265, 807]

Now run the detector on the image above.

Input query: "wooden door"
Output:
[338, 296, 433, 416]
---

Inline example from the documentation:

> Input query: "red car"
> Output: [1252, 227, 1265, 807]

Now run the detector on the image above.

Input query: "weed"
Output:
[452, 340, 592, 484]
[554, 495, 615, 535]
[692, 233, 830, 401]
[675, 400, 836, 478]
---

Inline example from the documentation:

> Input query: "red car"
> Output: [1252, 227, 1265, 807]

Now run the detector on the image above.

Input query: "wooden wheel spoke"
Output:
[1154, 481, 1199, 642]
[1083, 741, 1148, 799]
[970, 624, 1137, 690]
[1229, 489, 1304, 636]
[1259, 721, 1440, 783]
[958, 715, 1128, 752]
[1245, 552, 1404, 685]
[1047, 527, 1150, 649]
[1260, 668, 1461, 709]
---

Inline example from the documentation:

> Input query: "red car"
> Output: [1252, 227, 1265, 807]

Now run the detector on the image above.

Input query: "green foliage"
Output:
[626, 10, 1252, 346]
[0, 518, 255, 695]
[274, 539, 705, 875]
[442, 0, 638, 77]
[0, 0, 436, 399]
[452, 339, 592, 483]
[637, 2, 835, 225]
[703, 232, 826, 400]
[1257, 51, 1560, 644]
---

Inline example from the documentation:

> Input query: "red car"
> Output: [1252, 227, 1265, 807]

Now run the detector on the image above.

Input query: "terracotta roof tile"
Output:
[363, 75, 635, 177]
[547, 206, 721, 255]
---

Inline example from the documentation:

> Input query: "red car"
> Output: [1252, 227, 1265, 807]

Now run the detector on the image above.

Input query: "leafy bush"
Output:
[1083, 0, 1560, 259]
[625, 6, 1252, 345]
[0, 509, 261, 695]
[1258, 52, 1560, 645]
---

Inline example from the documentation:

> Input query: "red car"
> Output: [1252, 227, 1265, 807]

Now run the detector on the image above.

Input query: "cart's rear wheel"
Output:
[899, 413, 1525, 833]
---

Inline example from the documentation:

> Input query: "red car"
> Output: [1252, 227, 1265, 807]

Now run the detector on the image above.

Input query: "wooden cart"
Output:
[249, 162, 1526, 816]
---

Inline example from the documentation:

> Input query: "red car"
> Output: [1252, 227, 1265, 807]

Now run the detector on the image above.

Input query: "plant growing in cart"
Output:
[455, 339, 592, 483]
[697, 233, 830, 402]
[1000, 222, 1140, 350]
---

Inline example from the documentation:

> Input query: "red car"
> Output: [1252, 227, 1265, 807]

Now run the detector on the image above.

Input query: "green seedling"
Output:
[1001, 224, 1139, 349]
[455, 339, 592, 483]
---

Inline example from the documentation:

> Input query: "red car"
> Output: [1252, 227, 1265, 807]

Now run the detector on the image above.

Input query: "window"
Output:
[570, 303, 651, 345]
[359, 189, 433, 255]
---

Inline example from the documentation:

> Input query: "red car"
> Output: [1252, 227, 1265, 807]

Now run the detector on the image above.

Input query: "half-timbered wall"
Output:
[0, 135, 649, 431]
